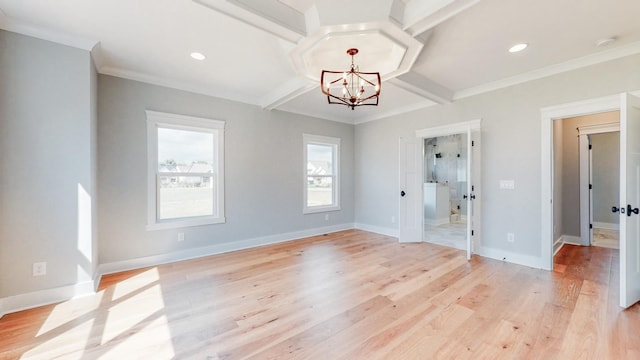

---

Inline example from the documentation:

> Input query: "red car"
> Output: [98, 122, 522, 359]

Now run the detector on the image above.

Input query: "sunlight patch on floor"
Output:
[27, 318, 95, 359]
[112, 267, 160, 301]
[36, 291, 104, 337]
[103, 283, 166, 345]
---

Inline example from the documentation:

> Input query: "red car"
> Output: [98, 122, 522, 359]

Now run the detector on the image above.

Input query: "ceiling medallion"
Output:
[320, 48, 381, 110]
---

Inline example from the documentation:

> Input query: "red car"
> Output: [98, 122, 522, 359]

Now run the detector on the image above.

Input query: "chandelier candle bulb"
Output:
[320, 48, 381, 110]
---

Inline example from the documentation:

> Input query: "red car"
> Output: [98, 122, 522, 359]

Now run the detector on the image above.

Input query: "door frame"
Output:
[541, 95, 620, 270]
[415, 119, 482, 259]
[577, 122, 620, 246]
[541, 91, 640, 270]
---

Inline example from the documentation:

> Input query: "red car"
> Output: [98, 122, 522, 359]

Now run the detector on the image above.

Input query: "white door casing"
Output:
[541, 91, 640, 307]
[620, 93, 640, 308]
[411, 119, 482, 258]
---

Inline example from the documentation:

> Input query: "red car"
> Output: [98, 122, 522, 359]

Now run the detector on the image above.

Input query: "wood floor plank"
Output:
[1, 235, 639, 359]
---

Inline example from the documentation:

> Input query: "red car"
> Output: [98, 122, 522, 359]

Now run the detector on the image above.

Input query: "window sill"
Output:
[303, 205, 341, 215]
[146, 216, 225, 231]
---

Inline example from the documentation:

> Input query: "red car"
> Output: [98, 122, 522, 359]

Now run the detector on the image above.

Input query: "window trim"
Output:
[303, 133, 341, 214]
[146, 110, 225, 230]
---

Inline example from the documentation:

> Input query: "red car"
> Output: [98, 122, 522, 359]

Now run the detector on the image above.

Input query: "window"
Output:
[303, 134, 340, 214]
[146, 111, 224, 230]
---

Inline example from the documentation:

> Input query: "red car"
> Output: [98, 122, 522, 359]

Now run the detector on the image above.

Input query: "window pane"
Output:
[307, 176, 333, 207]
[158, 128, 213, 171]
[307, 144, 333, 175]
[159, 175, 214, 219]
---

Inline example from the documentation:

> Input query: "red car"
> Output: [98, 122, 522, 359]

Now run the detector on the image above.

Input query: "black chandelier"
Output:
[320, 48, 381, 110]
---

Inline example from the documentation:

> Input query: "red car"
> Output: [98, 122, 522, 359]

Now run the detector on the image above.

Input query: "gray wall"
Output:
[0, 30, 97, 298]
[98, 75, 354, 264]
[592, 132, 619, 225]
[355, 54, 640, 258]
[559, 111, 619, 237]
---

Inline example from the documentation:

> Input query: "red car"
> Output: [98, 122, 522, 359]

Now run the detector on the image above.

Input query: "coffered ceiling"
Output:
[1, 0, 640, 123]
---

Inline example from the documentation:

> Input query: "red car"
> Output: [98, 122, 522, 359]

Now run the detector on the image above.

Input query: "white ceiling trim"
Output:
[402, 0, 481, 36]
[99, 66, 261, 106]
[389, 72, 453, 104]
[260, 77, 316, 110]
[454, 40, 640, 100]
[0, 15, 98, 51]
[274, 107, 355, 125]
[193, 0, 304, 44]
[353, 100, 436, 125]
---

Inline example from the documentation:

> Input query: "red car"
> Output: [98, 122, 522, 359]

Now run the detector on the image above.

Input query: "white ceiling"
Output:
[1, 0, 640, 124]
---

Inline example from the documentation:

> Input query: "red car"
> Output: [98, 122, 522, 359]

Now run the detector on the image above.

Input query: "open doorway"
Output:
[542, 92, 640, 308]
[423, 133, 468, 250]
[552, 111, 620, 253]
[589, 131, 620, 249]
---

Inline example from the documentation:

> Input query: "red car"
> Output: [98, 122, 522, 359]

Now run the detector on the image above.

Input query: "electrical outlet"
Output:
[507, 233, 515, 243]
[391, 216, 396, 223]
[325, 214, 329, 221]
[33, 262, 47, 276]
[178, 232, 185, 242]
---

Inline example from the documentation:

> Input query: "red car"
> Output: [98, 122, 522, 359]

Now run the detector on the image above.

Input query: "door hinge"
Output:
[472, 230, 474, 236]
[472, 185, 475, 191]
[472, 140, 475, 146]
[590, 223, 593, 229]
[589, 184, 593, 190]
[589, 144, 592, 150]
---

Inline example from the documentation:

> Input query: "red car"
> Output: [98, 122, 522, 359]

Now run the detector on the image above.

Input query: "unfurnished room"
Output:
[1, 0, 640, 358]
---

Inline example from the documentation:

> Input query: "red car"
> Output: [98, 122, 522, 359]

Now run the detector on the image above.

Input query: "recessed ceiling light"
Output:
[509, 43, 528, 53]
[190, 52, 206, 60]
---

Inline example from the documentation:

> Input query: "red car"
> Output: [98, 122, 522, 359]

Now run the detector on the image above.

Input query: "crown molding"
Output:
[0, 15, 98, 51]
[454, 40, 640, 100]
[99, 66, 260, 106]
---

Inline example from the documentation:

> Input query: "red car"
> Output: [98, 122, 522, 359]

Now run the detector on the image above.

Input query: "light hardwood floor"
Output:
[1, 230, 639, 359]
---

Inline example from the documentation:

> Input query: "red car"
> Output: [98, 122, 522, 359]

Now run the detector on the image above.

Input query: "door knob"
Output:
[628, 204, 639, 216]
[612, 206, 620, 213]
[400, 190, 406, 197]
[463, 194, 468, 199]
[470, 194, 476, 200]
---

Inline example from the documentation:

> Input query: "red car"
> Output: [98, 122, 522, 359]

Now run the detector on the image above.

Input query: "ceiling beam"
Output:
[402, 0, 482, 36]
[260, 77, 317, 110]
[389, 71, 453, 104]
[193, 0, 305, 44]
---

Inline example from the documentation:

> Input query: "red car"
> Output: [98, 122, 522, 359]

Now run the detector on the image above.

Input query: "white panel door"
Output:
[620, 93, 640, 308]
[399, 137, 422, 243]
[467, 129, 481, 259]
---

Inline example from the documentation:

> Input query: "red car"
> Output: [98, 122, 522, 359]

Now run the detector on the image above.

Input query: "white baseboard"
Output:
[553, 236, 565, 255]
[353, 222, 398, 238]
[99, 223, 355, 275]
[475, 246, 544, 269]
[593, 222, 619, 230]
[561, 235, 583, 246]
[0, 280, 96, 318]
